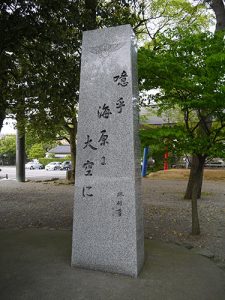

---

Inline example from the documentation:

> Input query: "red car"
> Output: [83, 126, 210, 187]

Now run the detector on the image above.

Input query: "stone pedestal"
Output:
[71, 25, 144, 277]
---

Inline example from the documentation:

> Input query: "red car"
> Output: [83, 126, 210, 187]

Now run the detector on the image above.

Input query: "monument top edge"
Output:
[82, 24, 135, 47]
[83, 24, 133, 34]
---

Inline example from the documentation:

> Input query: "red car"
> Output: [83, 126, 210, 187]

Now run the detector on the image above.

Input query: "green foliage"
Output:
[1, 0, 145, 149]
[142, 0, 210, 47]
[138, 30, 225, 159]
[0, 135, 16, 164]
[0, 0, 43, 130]
[25, 130, 58, 155]
[64, 155, 71, 160]
[27, 143, 46, 160]
[39, 157, 67, 166]
[0, 135, 16, 154]
[140, 125, 185, 169]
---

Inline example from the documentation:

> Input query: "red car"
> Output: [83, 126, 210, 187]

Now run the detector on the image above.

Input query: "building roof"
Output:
[48, 145, 71, 154]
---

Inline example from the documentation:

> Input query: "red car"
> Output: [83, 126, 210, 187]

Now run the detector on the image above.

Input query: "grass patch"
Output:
[147, 169, 225, 181]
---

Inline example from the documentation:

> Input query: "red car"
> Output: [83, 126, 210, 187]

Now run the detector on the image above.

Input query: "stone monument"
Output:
[71, 24, 144, 277]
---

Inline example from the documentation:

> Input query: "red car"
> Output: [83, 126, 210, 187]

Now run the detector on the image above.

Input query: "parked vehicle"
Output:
[45, 162, 62, 171]
[173, 157, 191, 169]
[60, 161, 72, 170]
[205, 158, 225, 168]
[25, 161, 44, 170]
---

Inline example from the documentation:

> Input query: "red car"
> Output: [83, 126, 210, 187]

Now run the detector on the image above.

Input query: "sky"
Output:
[0, 118, 16, 136]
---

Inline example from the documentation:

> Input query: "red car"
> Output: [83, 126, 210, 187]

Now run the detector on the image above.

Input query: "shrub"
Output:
[39, 157, 66, 166]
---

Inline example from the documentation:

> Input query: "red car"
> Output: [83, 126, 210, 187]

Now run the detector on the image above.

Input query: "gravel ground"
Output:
[0, 178, 224, 264]
[142, 178, 225, 264]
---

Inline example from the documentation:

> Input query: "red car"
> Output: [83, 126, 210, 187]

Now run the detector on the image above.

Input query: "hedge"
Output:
[39, 157, 71, 166]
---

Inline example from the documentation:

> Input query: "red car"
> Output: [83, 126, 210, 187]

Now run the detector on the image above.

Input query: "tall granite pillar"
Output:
[71, 25, 144, 277]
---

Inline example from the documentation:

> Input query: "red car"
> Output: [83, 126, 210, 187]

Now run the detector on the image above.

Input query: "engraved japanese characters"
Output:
[72, 25, 144, 277]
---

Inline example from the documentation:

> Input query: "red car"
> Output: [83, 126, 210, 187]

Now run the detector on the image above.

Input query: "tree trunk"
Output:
[0, 112, 5, 131]
[211, 0, 225, 31]
[184, 155, 206, 199]
[197, 165, 204, 199]
[185, 154, 204, 234]
[16, 100, 26, 182]
[187, 0, 225, 233]
[191, 180, 200, 235]
[0, 63, 7, 132]
[16, 121, 26, 182]
[0, 89, 6, 131]
[67, 117, 77, 182]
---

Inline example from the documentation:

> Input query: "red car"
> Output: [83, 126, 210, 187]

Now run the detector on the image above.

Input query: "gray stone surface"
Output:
[71, 25, 144, 277]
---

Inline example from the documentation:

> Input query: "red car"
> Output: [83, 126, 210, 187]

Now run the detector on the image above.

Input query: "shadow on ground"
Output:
[0, 229, 224, 300]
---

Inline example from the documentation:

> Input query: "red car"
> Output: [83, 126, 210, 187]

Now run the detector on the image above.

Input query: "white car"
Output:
[45, 162, 62, 171]
[25, 161, 44, 170]
[205, 158, 225, 168]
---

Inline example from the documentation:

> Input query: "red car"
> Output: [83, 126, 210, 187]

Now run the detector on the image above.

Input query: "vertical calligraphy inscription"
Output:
[72, 25, 144, 278]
